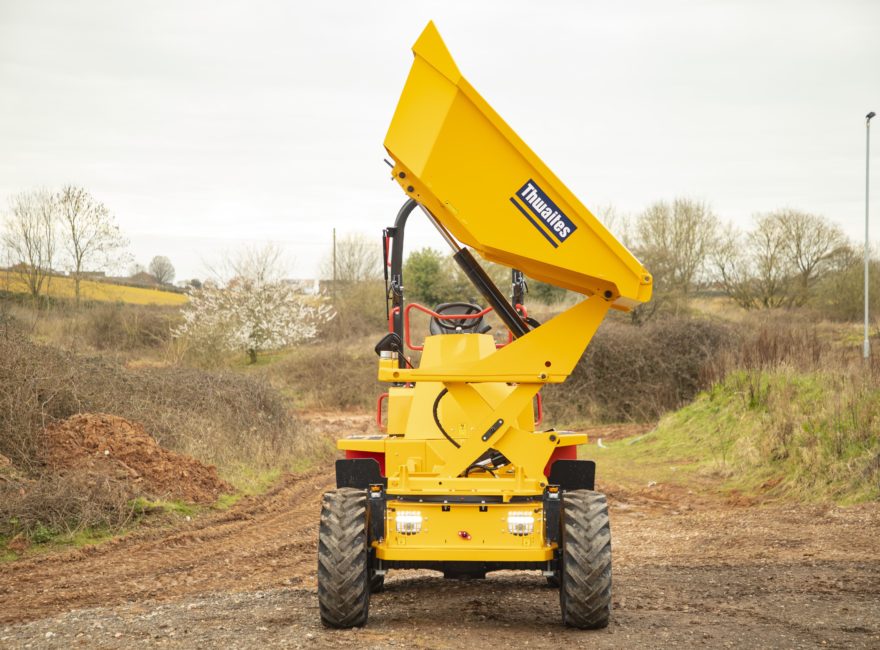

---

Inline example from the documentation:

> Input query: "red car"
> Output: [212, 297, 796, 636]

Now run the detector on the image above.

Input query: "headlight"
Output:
[395, 511, 422, 534]
[507, 511, 534, 536]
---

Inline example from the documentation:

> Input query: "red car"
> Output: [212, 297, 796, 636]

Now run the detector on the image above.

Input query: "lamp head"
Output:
[868, 111, 877, 122]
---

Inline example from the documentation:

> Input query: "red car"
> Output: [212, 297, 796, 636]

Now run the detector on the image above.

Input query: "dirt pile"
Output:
[43, 414, 231, 504]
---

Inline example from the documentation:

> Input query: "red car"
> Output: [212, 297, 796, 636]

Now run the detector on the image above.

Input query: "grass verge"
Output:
[588, 368, 880, 503]
[0, 527, 125, 563]
[0, 501, 196, 564]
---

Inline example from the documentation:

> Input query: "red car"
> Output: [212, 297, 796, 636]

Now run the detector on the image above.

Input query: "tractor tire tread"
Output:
[560, 489, 612, 629]
[317, 488, 370, 628]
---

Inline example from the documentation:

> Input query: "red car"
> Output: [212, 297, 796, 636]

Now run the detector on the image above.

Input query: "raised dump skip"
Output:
[385, 22, 652, 311]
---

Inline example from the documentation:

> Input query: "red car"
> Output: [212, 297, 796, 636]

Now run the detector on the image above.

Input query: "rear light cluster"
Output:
[506, 511, 535, 536]
[395, 511, 422, 534]
[392, 508, 538, 536]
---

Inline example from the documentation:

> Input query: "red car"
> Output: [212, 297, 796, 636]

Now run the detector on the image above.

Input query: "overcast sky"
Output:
[1, 0, 877, 280]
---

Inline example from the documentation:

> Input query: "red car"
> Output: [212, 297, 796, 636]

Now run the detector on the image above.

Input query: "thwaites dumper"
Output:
[317, 22, 652, 629]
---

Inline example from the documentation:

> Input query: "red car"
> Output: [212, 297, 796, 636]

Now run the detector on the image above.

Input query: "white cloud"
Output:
[1, 0, 877, 279]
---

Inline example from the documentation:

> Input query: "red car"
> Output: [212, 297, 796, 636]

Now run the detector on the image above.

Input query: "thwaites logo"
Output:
[509, 180, 576, 248]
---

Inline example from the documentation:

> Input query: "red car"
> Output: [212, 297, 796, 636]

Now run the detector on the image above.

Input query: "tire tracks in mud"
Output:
[0, 469, 334, 624]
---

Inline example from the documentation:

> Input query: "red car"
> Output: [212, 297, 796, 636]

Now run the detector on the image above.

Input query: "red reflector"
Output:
[458, 531, 471, 540]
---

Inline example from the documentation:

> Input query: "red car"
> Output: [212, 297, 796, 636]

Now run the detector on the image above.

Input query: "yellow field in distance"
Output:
[1, 272, 188, 306]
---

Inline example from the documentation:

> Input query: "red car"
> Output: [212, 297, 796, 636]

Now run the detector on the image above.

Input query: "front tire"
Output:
[317, 488, 370, 628]
[559, 490, 612, 629]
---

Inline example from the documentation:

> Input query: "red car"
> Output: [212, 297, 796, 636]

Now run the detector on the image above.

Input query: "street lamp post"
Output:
[866, 111, 876, 360]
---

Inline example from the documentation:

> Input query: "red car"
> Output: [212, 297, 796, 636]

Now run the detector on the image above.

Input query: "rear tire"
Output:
[317, 488, 370, 628]
[559, 490, 612, 629]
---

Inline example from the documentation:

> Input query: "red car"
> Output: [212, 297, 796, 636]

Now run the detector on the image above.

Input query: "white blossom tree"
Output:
[175, 274, 334, 363]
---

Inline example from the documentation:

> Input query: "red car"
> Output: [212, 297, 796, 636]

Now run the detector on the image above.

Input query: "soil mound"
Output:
[43, 414, 231, 504]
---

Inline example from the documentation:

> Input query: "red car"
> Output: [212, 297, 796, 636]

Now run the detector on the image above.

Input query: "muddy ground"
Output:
[1, 420, 878, 649]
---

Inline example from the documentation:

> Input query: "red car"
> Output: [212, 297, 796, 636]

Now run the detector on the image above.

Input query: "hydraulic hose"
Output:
[431, 388, 460, 448]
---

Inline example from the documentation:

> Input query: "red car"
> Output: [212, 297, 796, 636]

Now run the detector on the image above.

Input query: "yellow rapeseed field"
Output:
[1, 272, 188, 306]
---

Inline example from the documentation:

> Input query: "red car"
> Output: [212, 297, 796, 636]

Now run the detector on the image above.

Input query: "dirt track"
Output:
[2, 419, 879, 648]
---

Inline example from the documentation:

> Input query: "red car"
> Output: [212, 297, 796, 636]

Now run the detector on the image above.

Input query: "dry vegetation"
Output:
[1, 239, 878, 549]
[0, 469, 137, 545]
[269, 341, 382, 410]
[588, 313, 880, 502]
[3, 301, 181, 353]
[0, 323, 332, 546]
[0, 334, 325, 471]
[543, 316, 735, 424]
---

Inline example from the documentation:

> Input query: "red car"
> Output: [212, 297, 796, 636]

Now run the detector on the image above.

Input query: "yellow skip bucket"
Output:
[385, 22, 651, 310]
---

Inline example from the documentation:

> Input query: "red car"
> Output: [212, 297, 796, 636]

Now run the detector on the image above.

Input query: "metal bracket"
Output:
[481, 418, 504, 441]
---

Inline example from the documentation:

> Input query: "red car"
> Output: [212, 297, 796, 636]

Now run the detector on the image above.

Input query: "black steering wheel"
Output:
[429, 302, 491, 335]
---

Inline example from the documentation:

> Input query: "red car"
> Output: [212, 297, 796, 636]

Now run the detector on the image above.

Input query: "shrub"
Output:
[270, 342, 383, 410]
[0, 299, 180, 353]
[403, 248, 471, 307]
[83, 303, 179, 350]
[319, 281, 388, 341]
[0, 335, 326, 473]
[811, 258, 880, 322]
[542, 308, 879, 426]
[0, 469, 137, 540]
[542, 317, 736, 424]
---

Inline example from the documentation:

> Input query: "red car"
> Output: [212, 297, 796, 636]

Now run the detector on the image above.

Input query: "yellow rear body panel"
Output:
[376, 501, 553, 562]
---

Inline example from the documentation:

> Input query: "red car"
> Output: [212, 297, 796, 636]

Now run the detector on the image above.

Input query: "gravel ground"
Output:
[2, 419, 878, 649]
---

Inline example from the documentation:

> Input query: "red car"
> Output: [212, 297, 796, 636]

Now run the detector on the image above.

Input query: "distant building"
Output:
[70, 270, 106, 280]
[175, 279, 203, 290]
[283, 278, 321, 295]
[5, 263, 63, 276]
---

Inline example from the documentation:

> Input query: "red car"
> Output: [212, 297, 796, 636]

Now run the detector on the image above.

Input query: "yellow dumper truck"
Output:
[318, 21, 652, 629]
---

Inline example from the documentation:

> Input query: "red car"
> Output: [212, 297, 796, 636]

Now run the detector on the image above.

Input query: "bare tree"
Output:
[593, 203, 632, 246]
[57, 186, 129, 306]
[712, 223, 758, 309]
[149, 256, 175, 285]
[128, 262, 147, 277]
[745, 213, 791, 308]
[229, 244, 285, 283]
[776, 209, 847, 304]
[714, 215, 790, 309]
[203, 243, 289, 287]
[713, 210, 848, 309]
[630, 198, 718, 317]
[320, 233, 382, 284]
[2, 190, 57, 302]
